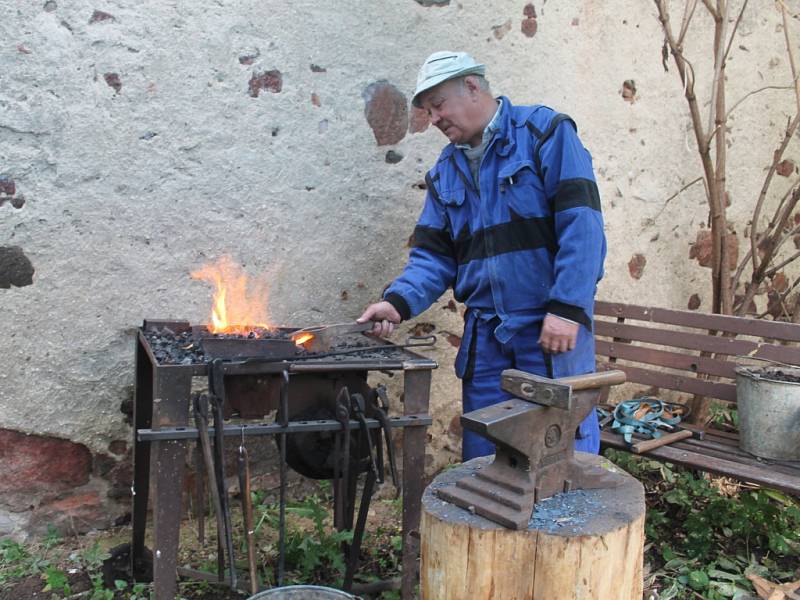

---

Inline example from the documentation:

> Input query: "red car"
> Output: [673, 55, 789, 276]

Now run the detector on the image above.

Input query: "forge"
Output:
[131, 318, 437, 600]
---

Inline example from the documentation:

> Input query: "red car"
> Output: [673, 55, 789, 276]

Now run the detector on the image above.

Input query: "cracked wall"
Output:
[0, 0, 796, 537]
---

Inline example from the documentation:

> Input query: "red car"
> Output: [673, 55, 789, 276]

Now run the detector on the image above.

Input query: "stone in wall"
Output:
[776, 159, 795, 177]
[0, 429, 92, 500]
[522, 3, 538, 38]
[29, 491, 107, 535]
[249, 70, 283, 97]
[361, 81, 408, 146]
[363, 81, 408, 146]
[385, 150, 403, 164]
[689, 230, 738, 269]
[409, 106, 430, 134]
[104, 73, 122, 93]
[492, 19, 512, 40]
[0, 175, 16, 196]
[622, 80, 637, 103]
[414, 0, 450, 6]
[88, 10, 115, 24]
[0, 176, 24, 209]
[0, 246, 35, 288]
[628, 253, 646, 279]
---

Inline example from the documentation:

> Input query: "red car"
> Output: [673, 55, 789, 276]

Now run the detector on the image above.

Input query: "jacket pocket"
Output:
[454, 311, 478, 379]
[497, 160, 546, 218]
[439, 186, 469, 241]
[439, 186, 465, 207]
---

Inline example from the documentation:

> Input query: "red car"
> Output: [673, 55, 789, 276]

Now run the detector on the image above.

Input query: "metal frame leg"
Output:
[401, 370, 431, 600]
[150, 367, 193, 600]
[132, 339, 153, 578]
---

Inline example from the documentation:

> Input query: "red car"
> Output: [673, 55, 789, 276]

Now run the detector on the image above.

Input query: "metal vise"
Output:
[436, 369, 626, 529]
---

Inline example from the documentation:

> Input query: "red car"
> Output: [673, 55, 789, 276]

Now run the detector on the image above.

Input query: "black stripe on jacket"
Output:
[413, 217, 557, 265]
[551, 178, 601, 212]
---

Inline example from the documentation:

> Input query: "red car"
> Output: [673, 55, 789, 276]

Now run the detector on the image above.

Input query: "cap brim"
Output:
[411, 64, 486, 108]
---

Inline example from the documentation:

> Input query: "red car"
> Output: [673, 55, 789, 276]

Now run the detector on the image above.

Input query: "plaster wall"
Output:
[1, 0, 796, 536]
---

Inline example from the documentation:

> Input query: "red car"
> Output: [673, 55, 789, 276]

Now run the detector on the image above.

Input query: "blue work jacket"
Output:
[384, 97, 606, 345]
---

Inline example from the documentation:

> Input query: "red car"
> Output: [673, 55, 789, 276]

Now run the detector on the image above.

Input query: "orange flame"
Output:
[190, 256, 274, 335]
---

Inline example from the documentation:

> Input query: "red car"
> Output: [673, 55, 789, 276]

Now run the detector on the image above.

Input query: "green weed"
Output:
[606, 449, 800, 599]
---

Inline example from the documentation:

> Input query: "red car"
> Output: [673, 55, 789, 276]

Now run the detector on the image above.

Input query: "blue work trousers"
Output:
[455, 314, 600, 461]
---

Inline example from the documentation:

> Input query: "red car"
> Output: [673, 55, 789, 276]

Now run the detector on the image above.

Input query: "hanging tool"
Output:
[343, 392, 382, 592]
[333, 386, 352, 531]
[193, 440, 206, 546]
[193, 394, 226, 582]
[371, 385, 400, 492]
[277, 370, 289, 587]
[237, 427, 259, 596]
[209, 359, 237, 590]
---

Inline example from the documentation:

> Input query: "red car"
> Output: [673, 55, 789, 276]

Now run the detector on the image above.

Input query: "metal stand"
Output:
[131, 324, 435, 600]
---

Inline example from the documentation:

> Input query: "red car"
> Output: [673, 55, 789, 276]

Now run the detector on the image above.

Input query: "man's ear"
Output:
[463, 75, 480, 96]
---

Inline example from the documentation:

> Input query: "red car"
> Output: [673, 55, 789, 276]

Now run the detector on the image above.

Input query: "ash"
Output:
[529, 489, 602, 533]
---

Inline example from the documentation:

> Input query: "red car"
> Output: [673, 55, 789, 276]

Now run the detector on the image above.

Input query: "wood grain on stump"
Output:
[421, 453, 645, 600]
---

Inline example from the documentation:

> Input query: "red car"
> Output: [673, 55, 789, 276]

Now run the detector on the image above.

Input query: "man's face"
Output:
[419, 78, 483, 145]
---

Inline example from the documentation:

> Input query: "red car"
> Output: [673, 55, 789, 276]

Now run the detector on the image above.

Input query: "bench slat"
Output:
[600, 431, 800, 495]
[598, 362, 737, 402]
[594, 319, 800, 365]
[594, 320, 800, 365]
[595, 339, 736, 379]
[595, 300, 800, 342]
[678, 437, 800, 475]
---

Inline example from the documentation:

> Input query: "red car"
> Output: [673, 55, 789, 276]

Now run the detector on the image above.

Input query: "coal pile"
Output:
[758, 369, 800, 384]
[143, 327, 207, 365]
[740, 366, 800, 384]
[142, 325, 411, 365]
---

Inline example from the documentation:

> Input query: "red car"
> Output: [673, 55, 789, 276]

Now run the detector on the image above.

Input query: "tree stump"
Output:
[421, 453, 645, 600]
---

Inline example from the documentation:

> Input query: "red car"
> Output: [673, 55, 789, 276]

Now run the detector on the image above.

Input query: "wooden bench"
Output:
[594, 300, 800, 496]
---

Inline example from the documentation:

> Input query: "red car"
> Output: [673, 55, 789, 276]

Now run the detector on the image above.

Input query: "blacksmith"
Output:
[358, 51, 606, 460]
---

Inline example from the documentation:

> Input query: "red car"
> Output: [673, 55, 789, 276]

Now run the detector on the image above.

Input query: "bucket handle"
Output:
[734, 354, 800, 370]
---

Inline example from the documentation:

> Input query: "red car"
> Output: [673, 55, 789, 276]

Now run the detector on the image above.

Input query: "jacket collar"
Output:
[438, 96, 516, 164]
[492, 95, 516, 158]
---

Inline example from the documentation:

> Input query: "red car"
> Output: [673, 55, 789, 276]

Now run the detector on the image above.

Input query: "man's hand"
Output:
[538, 313, 579, 354]
[357, 301, 402, 337]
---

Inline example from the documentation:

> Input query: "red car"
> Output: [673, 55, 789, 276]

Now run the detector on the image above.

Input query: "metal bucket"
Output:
[248, 585, 357, 600]
[735, 365, 800, 460]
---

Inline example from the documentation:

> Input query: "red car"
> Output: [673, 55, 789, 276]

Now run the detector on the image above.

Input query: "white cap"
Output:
[411, 51, 486, 108]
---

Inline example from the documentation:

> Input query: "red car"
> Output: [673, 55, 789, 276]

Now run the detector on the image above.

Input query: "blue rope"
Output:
[596, 398, 687, 446]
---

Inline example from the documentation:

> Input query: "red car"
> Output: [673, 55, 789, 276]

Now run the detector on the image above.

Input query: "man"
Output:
[358, 51, 606, 460]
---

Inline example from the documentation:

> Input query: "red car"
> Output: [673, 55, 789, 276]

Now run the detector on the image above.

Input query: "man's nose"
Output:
[429, 110, 441, 125]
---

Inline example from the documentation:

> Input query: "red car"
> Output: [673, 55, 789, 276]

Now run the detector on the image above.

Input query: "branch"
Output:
[652, 176, 705, 220]
[721, 0, 749, 68]
[779, 0, 800, 112]
[765, 249, 800, 279]
[749, 105, 800, 277]
[678, 0, 699, 47]
[725, 85, 794, 120]
[701, 0, 719, 18]
[756, 273, 800, 319]
[706, 1, 729, 139]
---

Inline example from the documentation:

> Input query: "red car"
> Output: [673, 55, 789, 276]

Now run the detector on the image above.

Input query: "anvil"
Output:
[436, 369, 626, 529]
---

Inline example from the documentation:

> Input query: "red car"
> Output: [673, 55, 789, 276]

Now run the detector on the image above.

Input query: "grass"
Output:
[3, 456, 798, 599]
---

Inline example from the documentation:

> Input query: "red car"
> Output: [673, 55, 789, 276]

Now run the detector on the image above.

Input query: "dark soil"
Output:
[0, 571, 91, 600]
